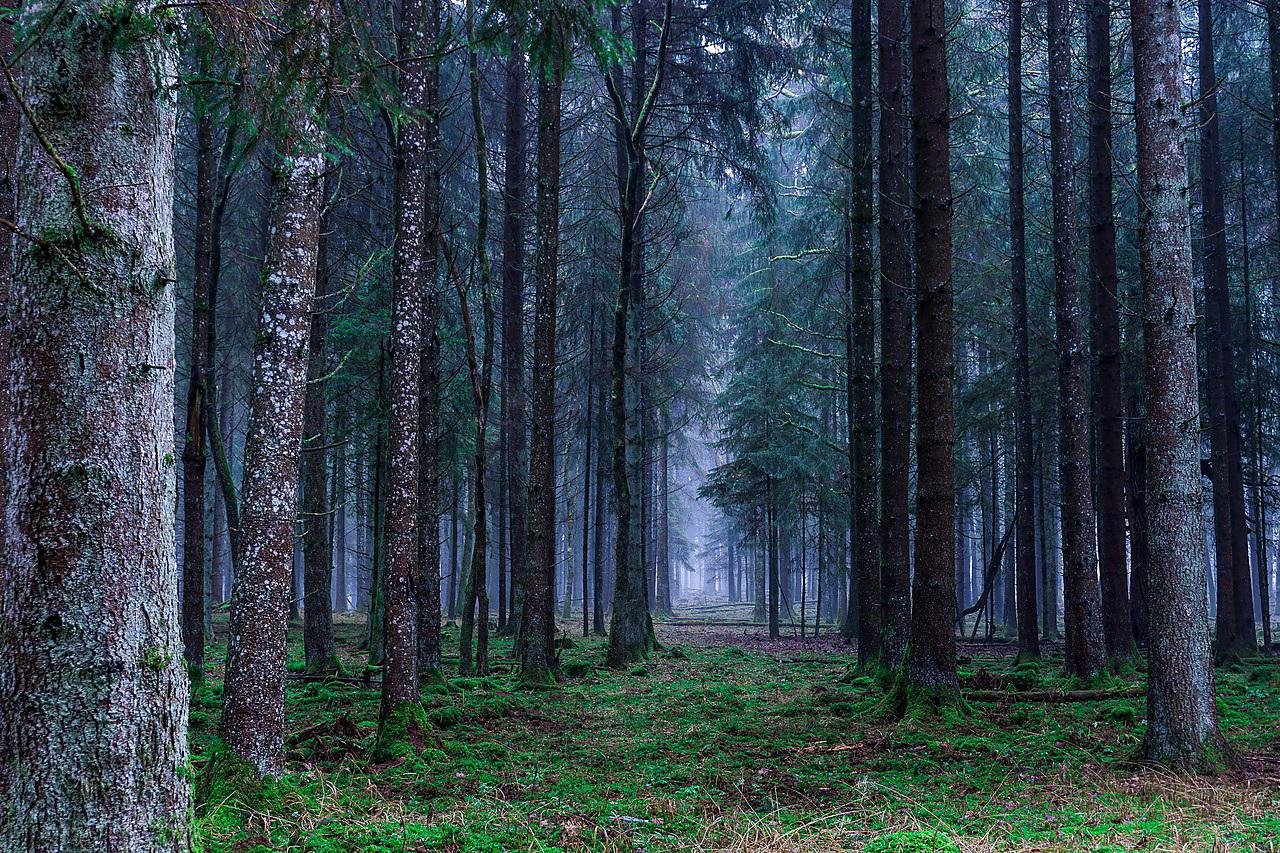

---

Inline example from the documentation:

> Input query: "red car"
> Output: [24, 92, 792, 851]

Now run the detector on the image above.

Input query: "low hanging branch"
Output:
[957, 517, 1016, 638]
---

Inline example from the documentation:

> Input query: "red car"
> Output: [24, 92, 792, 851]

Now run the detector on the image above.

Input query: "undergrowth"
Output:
[190, 617, 1280, 851]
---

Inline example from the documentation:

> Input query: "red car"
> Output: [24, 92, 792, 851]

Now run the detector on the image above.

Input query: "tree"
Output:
[501, 50, 530, 640]
[1048, 0, 1106, 681]
[378, 0, 438, 741]
[521, 19, 569, 685]
[1007, 0, 1038, 661]
[605, 0, 677, 668]
[302, 161, 340, 676]
[1130, 0, 1230, 769]
[1198, 0, 1256, 659]
[415, 0, 445, 679]
[878, 0, 913, 672]
[0, 0, 190, 844]
[849, 0, 881, 668]
[1087, 0, 1132, 662]
[221, 1, 329, 775]
[900, 0, 958, 703]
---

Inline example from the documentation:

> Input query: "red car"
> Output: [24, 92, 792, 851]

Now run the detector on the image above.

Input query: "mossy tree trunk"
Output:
[0, 0, 189, 846]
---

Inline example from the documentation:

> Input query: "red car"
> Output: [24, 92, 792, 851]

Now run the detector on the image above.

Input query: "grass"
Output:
[191, 614, 1280, 851]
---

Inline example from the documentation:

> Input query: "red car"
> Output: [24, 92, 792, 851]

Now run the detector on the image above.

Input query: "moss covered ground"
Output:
[191, 615, 1280, 851]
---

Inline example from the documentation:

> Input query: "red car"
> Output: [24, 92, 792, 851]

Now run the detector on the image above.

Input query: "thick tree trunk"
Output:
[878, 0, 913, 671]
[904, 0, 958, 696]
[521, 60, 566, 685]
[0, 2, 189, 844]
[1198, 0, 1256, 658]
[301, 164, 338, 675]
[1048, 0, 1107, 681]
[592, 371, 609, 635]
[1087, 0, 1133, 662]
[1130, 0, 1230, 769]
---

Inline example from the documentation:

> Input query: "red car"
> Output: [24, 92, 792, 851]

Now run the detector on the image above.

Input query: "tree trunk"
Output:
[377, 0, 439, 732]
[415, 0, 444, 677]
[1240, 150, 1272, 650]
[1087, 0, 1133, 662]
[1130, 0, 1230, 768]
[1198, 0, 1256, 658]
[521, 56, 566, 685]
[655, 422, 673, 614]
[0, 3, 189, 843]
[903, 0, 959, 697]
[592, 367, 609, 635]
[1007, 0, 1038, 661]
[502, 50, 530, 644]
[1048, 0, 1107, 680]
[878, 0, 913, 671]
[847, 0, 880, 667]
[302, 162, 338, 675]
[181, 98, 215, 677]
[221, 64, 327, 774]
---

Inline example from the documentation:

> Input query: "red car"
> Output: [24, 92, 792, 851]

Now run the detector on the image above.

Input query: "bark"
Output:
[1087, 0, 1133, 661]
[905, 0, 958, 693]
[0, 2, 188, 844]
[878, 0, 912, 671]
[381, 0, 437, 720]
[1048, 0, 1107, 680]
[851, 0, 880, 668]
[415, 0, 444, 677]
[1130, 0, 1230, 769]
[655, 422, 673, 614]
[221, 50, 328, 773]
[502, 50, 530, 642]
[521, 56, 566, 685]
[592, 366, 609, 635]
[1240, 153, 1272, 650]
[606, 0, 675, 668]
[457, 0, 496, 677]
[181, 94, 215, 677]
[582, 320, 596, 635]
[1198, 0, 1256, 658]
[302, 163, 338, 675]
[1008, 0, 1037, 660]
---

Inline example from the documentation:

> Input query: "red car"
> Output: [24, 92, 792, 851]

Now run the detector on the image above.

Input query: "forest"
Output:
[3, 0, 1280, 847]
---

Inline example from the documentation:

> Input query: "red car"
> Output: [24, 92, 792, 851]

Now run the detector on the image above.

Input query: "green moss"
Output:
[371, 701, 431, 763]
[142, 645, 172, 672]
[865, 830, 961, 852]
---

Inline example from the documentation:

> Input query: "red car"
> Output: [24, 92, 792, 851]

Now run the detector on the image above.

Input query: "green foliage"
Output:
[865, 830, 961, 853]
[191, 620, 1280, 851]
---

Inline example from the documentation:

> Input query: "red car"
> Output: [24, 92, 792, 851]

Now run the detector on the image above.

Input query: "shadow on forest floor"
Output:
[191, 610, 1280, 851]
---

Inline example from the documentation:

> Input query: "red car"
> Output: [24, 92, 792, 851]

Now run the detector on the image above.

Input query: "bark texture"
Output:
[1130, 0, 1229, 768]
[221, 47, 327, 773]
[0, 1, 190, 845]
[1048, 0, 1107, 680]
[905, 0, 958, 692]
[850, 0, 881, 668]
[1087, 0, 1133, 662]
[522, 58, 566, 684]
[878, 0, 912, 672]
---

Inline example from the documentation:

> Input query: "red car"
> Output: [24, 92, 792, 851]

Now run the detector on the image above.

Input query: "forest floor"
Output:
[192, 606, 1280, 852]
